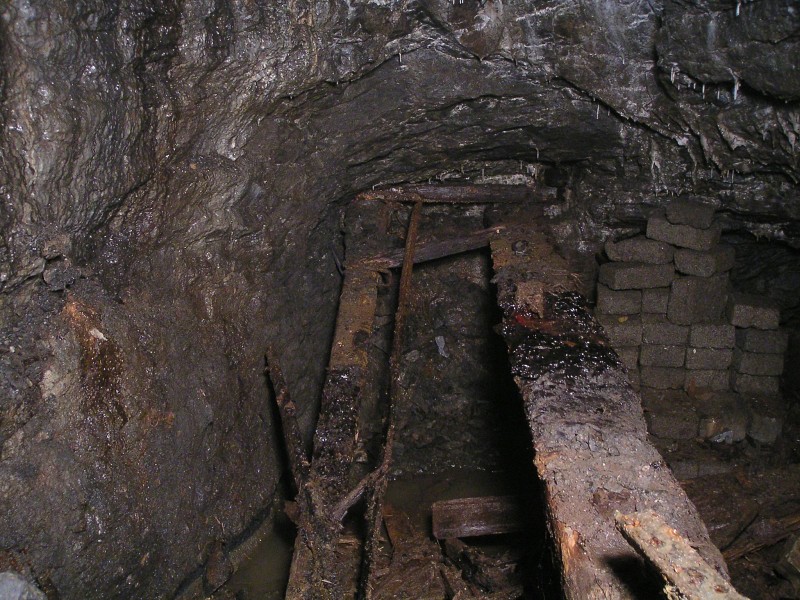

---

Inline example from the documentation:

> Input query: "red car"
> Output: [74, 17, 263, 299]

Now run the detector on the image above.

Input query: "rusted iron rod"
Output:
[358, 183, 531, 204]
[360, 225, 505, 270]
[360, 200, 423, 599]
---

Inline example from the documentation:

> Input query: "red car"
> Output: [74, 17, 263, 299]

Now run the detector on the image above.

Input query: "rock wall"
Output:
[0, 1, 798, 597]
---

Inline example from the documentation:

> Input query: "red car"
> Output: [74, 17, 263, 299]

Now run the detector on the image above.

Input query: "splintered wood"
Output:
[616, 510, 748, 600]
[284, 199, 388, 600]
[489, 224, 735, 598]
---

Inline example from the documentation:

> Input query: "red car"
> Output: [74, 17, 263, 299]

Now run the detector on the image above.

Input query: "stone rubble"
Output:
[595, 198, 788, 450]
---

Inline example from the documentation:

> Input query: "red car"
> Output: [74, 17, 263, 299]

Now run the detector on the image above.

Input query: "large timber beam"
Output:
[490, 224, 731, 598]
[284, 199, 389, 600]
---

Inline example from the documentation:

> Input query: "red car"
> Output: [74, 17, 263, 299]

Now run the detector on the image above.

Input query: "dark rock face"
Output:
[0, 0, 798, 597]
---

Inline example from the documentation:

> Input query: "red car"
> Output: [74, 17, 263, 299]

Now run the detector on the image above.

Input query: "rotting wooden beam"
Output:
[358, 183, 531, 204]
[616, 510, 748, 600]
[265, 355, 310, 495]
[359, 225, 504, 271]
[284, 199, 388, 600]
[489, 224, 731, 599]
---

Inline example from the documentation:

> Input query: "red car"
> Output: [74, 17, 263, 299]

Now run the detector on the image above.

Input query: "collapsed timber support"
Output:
[489, 224, 730, 597]
[274, 184, 740, 599]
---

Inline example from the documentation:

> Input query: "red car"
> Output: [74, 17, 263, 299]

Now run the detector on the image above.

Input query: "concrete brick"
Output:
[727, 293, 780, 330]
[641, 313, 668, 324]
[735, 328, 789, 353]
[597, 314, 643, 346]
[747, 396, 785, 444]
[642, 287, 670, 314]
[684, 370, 730, 391]
[645, 408, 699, 440]
[643, 322, 689, 345]
[690, 323, 736, 348]
[596, 284, 641, 315]
[731, 372, 780, 396]
[627, 370, 641, 391]
[641, 389, 698, 440]
[641, 367, 685, 389]
[640, 344, 685, 367]
[640, 388, 687, 412]
[615, 346, 640, 372]
[696, 393, 748, 442]
[598, 262, 675, 290]
[667, 274, 728, 325]
[666, 454, 734, 480]
[647, 210, 722, 251]
[692, 391, 739, 416]
[605, 235, 674, 264]
[685, 347, 733, 370]
[733, 349, 784, 376]
[665, 199, 717, 229]
[674, 245, 735, 277]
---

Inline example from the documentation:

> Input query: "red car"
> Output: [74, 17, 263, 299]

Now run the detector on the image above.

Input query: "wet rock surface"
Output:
[0, 0, 799, 597]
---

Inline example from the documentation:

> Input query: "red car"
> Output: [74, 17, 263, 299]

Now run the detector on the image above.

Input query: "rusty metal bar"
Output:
[360, 200, 423, 599]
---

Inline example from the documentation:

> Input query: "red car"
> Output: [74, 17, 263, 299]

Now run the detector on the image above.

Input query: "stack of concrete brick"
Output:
[728, 295, 787, 395]
[595, 199, 787, 398]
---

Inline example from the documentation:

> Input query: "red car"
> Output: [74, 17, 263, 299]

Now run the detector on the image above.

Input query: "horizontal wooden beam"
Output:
[432, 496, 525, 539]
[359, 226, 504, 270]
[358, 184, 532, 204]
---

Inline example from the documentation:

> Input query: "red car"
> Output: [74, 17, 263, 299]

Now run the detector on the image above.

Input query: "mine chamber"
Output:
[1, 1, 799, 599]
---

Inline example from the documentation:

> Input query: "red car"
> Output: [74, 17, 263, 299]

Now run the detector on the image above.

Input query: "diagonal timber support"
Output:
[489, 224, 731, 598]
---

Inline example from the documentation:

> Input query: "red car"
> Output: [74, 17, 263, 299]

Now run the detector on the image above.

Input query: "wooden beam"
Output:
[616, 510, 748, 600]
[432, 496, 525, 539]
[489, 224, 730, 599]
[359, 225, 505, 271]
[358, 183, 531, 204]
[284, 198, 389, 600]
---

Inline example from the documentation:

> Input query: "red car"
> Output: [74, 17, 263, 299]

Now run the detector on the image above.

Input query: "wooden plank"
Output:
[265, 356, 309, 495]
[329, 268, 380, 369]
[284, 201, 390, 600]
[432, 496, 525, 539]
[616, 510, 748, 600]
[358, 184, 531, 204]
[359, 225, 504, 270]
[489, 224, 730, 599]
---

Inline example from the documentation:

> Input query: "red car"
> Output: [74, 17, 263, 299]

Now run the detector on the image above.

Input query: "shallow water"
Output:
[223, 510, 296, 600]
[223, 467, 539, 598]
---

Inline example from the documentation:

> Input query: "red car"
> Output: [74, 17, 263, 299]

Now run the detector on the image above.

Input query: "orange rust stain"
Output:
[62, 296, 127, 425]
